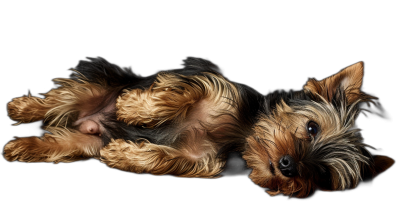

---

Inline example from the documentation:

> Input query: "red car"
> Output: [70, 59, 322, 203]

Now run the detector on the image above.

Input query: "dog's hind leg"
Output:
[5, 79, 112, 162]
[100, 139, 224, 177]
[4, 127, 102, 162]
[7, 94, 52, 124]
[8, 78, 111, 128]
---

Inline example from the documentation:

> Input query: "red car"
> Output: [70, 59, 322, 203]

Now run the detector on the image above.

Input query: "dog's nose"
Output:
[279, 155, 298, 177]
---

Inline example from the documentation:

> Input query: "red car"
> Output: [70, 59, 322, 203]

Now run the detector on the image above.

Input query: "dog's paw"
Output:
[3, 138, 51, 162]
[4, 136, 92, 163]
[8, 96, 46, 123]
[3, 138, 30, 162]
[100, 139, 133, 167]
[4, 137, 62, 163]
[100, 139, 151, 172]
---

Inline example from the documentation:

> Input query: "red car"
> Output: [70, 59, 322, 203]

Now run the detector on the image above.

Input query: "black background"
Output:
[0, 9, 399, 222]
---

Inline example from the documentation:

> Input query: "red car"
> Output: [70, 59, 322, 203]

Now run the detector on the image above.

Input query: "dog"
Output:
[4, 57, 394, 197]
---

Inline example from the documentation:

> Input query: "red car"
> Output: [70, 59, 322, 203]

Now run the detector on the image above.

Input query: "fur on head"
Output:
[243, 62, 394, 198]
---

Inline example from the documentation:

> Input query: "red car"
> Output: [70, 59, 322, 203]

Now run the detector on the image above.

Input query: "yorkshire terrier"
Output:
[4, 57, 394, 197]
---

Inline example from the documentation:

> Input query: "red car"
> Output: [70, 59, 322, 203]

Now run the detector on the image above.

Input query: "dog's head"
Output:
[243, 62, 394, 197]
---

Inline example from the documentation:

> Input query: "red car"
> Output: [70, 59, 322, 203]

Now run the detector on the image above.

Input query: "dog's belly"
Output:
[72, 97, 116, 136]
[68, 83, 241, 158]
[172, 97, 240, 158]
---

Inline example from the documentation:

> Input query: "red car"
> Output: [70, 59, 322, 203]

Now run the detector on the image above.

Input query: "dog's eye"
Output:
[307, 121, 319, 137]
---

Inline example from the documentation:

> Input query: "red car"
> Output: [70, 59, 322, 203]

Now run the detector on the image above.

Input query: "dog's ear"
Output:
[372, 155, 394, 177]
[304, 62, 369, 104]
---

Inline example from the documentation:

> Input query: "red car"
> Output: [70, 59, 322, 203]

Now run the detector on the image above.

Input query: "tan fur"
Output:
[5, 77, 109, 163]
[8, 78, 109, 128]
[116, 72, 240, 128]
[101, 139, 224, 177]
[4, 127, 102, 163]
[304, 62, 365, 104]
[243, 112, 315, 197]
[8, 95, 49, 123]
[44, 78, 110, 128]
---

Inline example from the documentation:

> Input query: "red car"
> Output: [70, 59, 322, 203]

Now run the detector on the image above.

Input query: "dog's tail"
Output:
[167, 57, 223, 77]
[71, 57, 154, 88]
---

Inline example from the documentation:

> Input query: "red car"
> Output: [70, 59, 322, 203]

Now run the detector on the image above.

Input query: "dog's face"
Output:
[243, 62, 394, 197]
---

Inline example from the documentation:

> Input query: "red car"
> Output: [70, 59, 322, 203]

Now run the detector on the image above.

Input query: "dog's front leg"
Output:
[115, 73, 210, 128]
[100, 139, 224, 177]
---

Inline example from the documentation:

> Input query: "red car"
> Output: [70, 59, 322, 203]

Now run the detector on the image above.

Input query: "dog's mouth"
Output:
[269, 159, 276, 176]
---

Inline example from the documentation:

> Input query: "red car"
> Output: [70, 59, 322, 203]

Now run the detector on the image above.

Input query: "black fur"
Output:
[71, 57, 156, 89]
